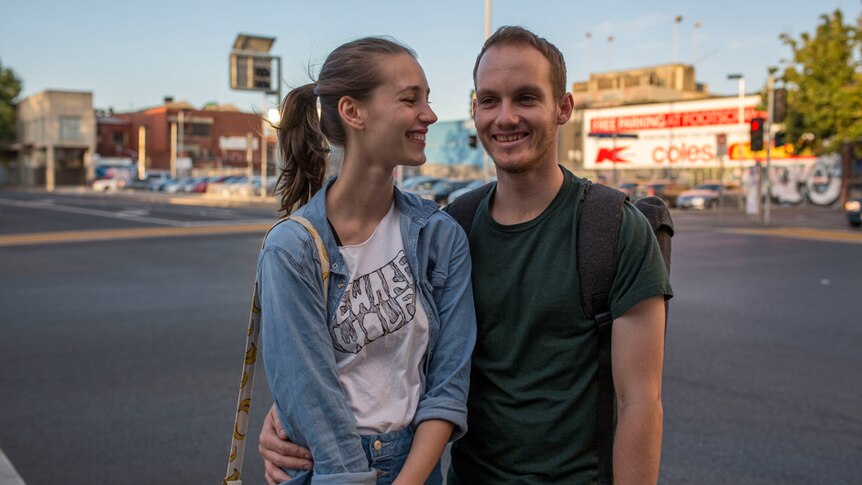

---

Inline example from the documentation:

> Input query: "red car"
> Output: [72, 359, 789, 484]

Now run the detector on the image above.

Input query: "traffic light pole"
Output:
[764, 73, 774, 226]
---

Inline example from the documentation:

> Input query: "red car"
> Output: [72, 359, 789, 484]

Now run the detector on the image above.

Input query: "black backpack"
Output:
[445, 181, 673, 485]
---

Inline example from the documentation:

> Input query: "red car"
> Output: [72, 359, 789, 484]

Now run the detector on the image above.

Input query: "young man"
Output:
[258, 26, 672, 484]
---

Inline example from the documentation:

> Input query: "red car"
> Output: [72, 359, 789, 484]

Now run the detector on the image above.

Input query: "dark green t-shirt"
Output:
[449, 168, 672, 484]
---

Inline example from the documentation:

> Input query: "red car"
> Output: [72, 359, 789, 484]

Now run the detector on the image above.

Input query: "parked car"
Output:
[414, 179, 478, 205]
[616, 182, 641, 199]
[149, 177, 178, 191]
[636, 181, 690, 207]
[186, 175, 227, 193]
[401, 175, 445, 192]
[447, 179, 492, 203]
[205, 175, 244, 196]
[92, 175, 130, 192]
[845, 198, 861, 227]
[125, 171, 171, 191]
[676, 182, 741, 210]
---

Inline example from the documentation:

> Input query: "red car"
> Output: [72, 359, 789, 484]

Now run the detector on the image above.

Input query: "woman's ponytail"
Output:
[274, 83, 329, 214]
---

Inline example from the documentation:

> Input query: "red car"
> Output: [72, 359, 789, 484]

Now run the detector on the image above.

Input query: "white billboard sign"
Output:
[582, 95, 810, 170]
[219, 136, 259, 151]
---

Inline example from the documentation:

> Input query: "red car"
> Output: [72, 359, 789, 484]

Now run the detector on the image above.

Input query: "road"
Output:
[0, 189, 861, 484]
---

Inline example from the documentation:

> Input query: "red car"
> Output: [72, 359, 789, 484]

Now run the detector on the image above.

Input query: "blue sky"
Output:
[2, 0, 859, 121]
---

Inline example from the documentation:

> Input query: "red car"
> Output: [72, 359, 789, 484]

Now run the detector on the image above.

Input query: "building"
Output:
[571, 63, 710, 109]
[561, 63, 713, 170]
[420, 119, 488, 179]
[16, 90, 96, 188]
[107, 99, 268, 177]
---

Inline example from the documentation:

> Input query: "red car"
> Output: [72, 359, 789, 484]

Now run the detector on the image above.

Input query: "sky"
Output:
[2, 0, 860, 122]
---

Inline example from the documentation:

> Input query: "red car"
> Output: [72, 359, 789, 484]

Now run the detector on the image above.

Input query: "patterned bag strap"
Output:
[223, 215, 330, 485]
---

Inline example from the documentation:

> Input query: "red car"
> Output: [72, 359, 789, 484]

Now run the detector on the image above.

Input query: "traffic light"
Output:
[773, 131, 786, 148]
[468, 134, 478, 148]
[750, 117, 765, 151]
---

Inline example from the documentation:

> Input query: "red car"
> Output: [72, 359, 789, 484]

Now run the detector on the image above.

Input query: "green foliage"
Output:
[779, 9, 862, 155]
[0, 60, 23, 145]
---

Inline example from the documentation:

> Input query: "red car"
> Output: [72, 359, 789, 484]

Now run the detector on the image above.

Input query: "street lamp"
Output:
[585, 32, 592, 76]
[726, 73, 745, 128]
[692, 21, 701, 64]
[673, 15, 683, 64]
[607, 35, 614, 70]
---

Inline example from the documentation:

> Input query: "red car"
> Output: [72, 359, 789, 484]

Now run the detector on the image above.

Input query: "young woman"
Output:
[258, 37, 476, 485]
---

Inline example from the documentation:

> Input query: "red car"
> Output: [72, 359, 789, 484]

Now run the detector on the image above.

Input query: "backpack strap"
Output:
[224, 215, 329, 485]
[445, 182, 495, 234]
[577, 182, 627, 485]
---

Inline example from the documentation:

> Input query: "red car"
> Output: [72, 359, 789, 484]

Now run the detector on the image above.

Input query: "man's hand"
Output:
[259, 404, 313, 485]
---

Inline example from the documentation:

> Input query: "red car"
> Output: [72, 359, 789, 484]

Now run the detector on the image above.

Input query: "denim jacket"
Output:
[258, 178, 477, 484]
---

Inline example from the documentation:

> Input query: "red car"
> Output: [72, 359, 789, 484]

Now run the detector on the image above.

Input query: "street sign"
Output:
[716, 133, 727, 156]
[230, 53, 274, 93]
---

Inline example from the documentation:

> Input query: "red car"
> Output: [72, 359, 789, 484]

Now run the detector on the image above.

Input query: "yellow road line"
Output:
[0, 224, 271, 247]
[719, 227, 862, 245]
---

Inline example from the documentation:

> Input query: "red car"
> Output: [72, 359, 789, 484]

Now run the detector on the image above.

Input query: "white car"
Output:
[676, 183, 741, 210]
[92, 176, 129, 192]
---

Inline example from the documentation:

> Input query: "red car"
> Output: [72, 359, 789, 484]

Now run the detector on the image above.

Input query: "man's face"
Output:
[472, 44, 572, 175]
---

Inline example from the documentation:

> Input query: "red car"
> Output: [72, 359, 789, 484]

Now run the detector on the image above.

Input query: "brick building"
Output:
[99, 99, 272, 176]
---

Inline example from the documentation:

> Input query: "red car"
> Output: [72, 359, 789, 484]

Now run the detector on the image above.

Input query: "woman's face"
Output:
[356, 54, 438, 168]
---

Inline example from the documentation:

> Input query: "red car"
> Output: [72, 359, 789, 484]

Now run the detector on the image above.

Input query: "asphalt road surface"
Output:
[1, 190, 860, 484]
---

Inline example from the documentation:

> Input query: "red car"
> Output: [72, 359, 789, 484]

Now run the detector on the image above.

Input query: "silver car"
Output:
[676, 183, 741, 210]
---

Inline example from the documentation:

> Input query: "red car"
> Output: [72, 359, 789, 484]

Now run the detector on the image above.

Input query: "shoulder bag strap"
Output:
[223, 216, 330, 485]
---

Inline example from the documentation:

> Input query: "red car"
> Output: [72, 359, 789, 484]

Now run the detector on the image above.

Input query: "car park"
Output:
[845, 198, 862, 227]
[676, 182, 742, 210]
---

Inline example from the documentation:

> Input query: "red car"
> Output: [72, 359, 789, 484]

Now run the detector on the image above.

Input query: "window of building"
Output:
[59, 116, 83, 142]
[112, 132, 126, 145]
[188, 123, 212, 137]
[597, 78, 615, 90]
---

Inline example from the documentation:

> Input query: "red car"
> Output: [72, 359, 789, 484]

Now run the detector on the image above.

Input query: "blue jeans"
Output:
[360, 427, 443, 485]
[280, 427, 445, 485]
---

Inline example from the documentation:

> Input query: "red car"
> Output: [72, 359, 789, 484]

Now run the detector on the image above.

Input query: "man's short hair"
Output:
[473, 26, 568, 99]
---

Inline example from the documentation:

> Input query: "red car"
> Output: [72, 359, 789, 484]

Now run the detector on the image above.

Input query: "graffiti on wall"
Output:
[766, 154, 842, 206]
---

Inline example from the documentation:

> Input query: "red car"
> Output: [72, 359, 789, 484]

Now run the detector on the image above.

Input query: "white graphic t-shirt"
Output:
[331, 203, 430, 434]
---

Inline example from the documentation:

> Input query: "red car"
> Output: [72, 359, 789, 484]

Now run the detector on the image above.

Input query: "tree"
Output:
[779, 9, 862, 155]
[0, 60, 23, 146]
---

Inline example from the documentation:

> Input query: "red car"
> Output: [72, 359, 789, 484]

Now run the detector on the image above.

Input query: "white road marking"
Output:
[0, 198, 271, 228]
